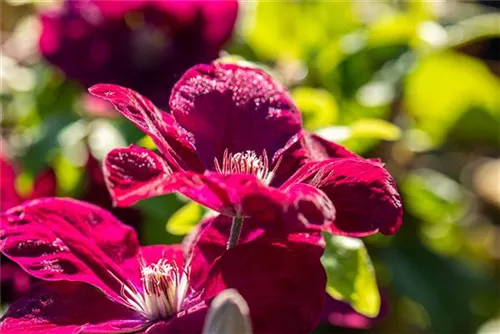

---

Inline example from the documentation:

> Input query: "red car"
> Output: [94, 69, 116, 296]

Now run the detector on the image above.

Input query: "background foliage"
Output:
[1, 1, 499, 333]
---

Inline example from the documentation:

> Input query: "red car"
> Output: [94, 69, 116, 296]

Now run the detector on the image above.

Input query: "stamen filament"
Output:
[214, 149, 281, 185]
[108, 259, 190, 321]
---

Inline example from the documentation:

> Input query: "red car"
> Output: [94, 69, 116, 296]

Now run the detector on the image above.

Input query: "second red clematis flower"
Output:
[90, 62, 403, 237]
[0, 198, 326, 333]
[39, 0, 238, 107]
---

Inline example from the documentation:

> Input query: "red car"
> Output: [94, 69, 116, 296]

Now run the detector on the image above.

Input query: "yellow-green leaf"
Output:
[292, 87, 338, 130]
[404, 51, 500, 146]
[350, 119, 401, 141]
[166, 202, 205, 236]
[136, 135, 156, 150]
[321, 233, 380, 317]
[315, 118, 401, 143]
[53, 155, 81, 195]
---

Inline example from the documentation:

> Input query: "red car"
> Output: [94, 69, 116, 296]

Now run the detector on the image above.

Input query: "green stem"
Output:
[227, 216, 244, 249]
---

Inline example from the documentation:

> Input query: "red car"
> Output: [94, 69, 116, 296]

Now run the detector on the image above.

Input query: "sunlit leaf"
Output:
[404, 51, 500, 145]
[136, 135, 156, 150]
[351, 118, 401, 140]
[316, 118, 401, 143]
[321, 233, 380, 317]
[367, 14, 419, 47]
[53, 155, 82, 196]
[292, 87, 338, 130]
[166, 201, 205, 236]
[402, 169, 468, 256]
[243, 1, 358, 61]
[402, 169, 466, 224]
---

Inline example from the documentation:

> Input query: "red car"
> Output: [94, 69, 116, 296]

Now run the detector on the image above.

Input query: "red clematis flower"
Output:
[39, 0, 238, 107]
[0, 198, 326, 333]
[91, 63, 403, 237]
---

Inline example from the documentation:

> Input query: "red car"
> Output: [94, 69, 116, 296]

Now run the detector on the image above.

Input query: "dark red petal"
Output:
[203, 241, 326, 334]
[104, 145, 176, 207]
[140, 244, 184, 268]
[186, 214, 326, 295]
[30, 168, 57, 199]
[170, 63, 302, 169]
[272, 131, 358, 187]
[104, 148, 238, 212]
[115, 244, 185, 290]
[0, 158, 21, 211]
[0, 282, 147, 334]
[89, 84, 203, 172]
[285, 183, 336, 230]
[305, 133, 359, 160]
[284, 159, 403, 236]
[179, 172, 332, 222]
[145, 305, 208, 334]
[0, 198, 140, 302]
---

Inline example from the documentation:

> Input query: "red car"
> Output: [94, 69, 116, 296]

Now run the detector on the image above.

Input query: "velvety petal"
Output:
[0, 158, 21, 211]
[103, 145, 176, 207]
[203, 241, 326, 334]
[145, 305, 208, 334]
[0, 281, 147, 334]
[140, 244, 184, 268]
[120, 244, 186, 292]
[272, 131, 358, 187]
[186, 214, 326, 295]
[240, 182, 335, 234]
[175, 173, 236, 215]
[0, 198, 140, 301]
[305, 133, 359, 160]
[282, 158, 403, 236]
[29, 168, 57, 199]
[173, 172, 333, 223]
[90, 84, 203, 171]
[170, 63, 302, 169]
[104, 148, 236, 211]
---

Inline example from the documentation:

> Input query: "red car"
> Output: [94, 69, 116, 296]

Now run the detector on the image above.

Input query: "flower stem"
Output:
[227, 216, 244, 249]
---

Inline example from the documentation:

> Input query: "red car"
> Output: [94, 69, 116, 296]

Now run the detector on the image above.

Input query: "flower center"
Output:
[214, 149, 281, 185]
[111, 259, 189, 320]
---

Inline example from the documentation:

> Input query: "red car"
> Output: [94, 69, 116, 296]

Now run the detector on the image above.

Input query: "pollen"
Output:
[214, 149, 281, 185]
[110, 259, 189, 320]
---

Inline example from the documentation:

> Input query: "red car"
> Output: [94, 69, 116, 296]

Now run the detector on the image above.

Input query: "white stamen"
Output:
[109, 259, 190, 320]
[214, 149, 281, 185]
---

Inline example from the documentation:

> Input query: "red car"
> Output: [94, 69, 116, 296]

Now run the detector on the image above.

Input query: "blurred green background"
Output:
[1, 1, 499, 333]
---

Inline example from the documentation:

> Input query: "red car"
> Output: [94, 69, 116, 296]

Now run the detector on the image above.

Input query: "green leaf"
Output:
[243, 1, 358, 61]
[315, 118, 401, 142]
[53, 155, 82, 196]
[292, 87, 338, 130]
[350, 118, 401, 141]
[166, 201, 205, 236]
[136, 135, 156, 150]
[404, 51, 500, 146]
[321, 233, 380, 317]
